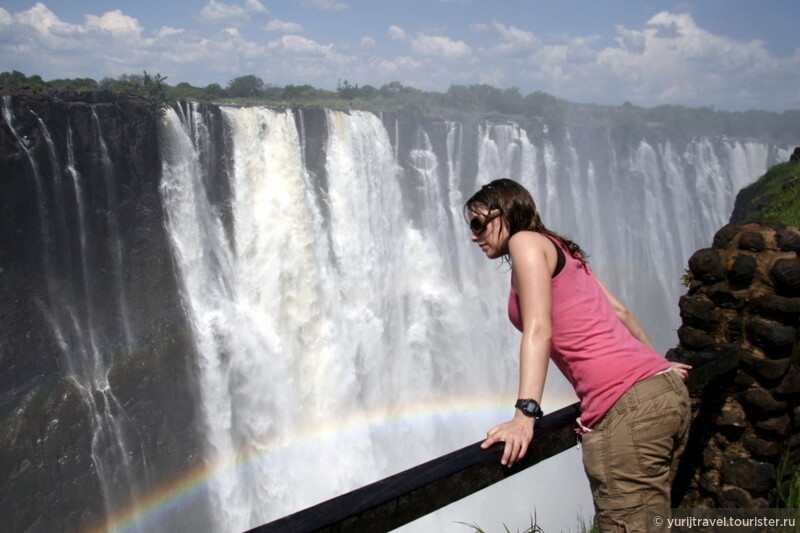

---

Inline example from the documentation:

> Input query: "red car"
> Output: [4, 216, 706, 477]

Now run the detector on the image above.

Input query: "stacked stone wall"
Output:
[670, 222, 800, 508]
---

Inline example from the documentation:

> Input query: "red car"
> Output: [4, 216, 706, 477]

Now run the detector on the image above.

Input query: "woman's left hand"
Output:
[480, 415, 535, 467]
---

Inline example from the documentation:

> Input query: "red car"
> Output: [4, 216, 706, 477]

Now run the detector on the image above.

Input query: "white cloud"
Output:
[265, 19, 303, 34]
[84, 10, 143, 37]
[478, 22, 540, 58]
[1, 3, 798, 110]
[388, 25, 471, 59]
[199, 0, 269, 27]
[294, 0, 349, 11]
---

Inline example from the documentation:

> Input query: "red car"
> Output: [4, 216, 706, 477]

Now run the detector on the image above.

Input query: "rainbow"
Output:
[95, 390, 579, 533]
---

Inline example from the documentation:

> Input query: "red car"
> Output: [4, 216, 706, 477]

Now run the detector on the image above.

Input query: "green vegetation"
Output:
[777, 448, 800, 509]
[3, 70, 799, 143]
[142, 71, 169, 117]
[736, 160, 800, 227]
[457, 512, 598, 533]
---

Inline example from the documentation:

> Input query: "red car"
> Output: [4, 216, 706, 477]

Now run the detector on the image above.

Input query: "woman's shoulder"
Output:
[508, 230, 554, 250]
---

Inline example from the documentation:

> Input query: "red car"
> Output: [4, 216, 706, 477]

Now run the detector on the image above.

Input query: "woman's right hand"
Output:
[670, 361, 692, 381]
[480, 414, 535, 467]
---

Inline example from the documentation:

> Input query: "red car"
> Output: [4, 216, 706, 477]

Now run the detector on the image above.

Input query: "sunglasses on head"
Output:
[469, 212, 498, 235]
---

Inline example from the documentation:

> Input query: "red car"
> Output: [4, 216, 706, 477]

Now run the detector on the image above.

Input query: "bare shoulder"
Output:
[508, 231, 555, 266]
[508, 231, 553, 253]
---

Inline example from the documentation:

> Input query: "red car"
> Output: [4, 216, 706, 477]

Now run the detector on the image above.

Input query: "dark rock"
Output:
[679, 295, 719, 331]
[689, 248, 726, 282]
[743, 435, 782, 458]
[755, 414, 791, 436]
[776, 372, 800, 395]
[770, 257, 800, 297]
[740, 352, 791, 381]
[709, 288, 746, 310]
[727, 316, 745, 343]
[721, 456, 775, 492]
[738, 231, 766, 252]
[740, 388, 788, 413]
[678, 326, 717, 350]
[713, 224, 742, 249]
[777, 228, 800, 253]
[715, 397, 747, 428]
[790, 147, 800, 162]
[703, 439, 723, 468]
[728, 254, 758, 287]
[717, 486, 759, 507]
[747, 319, 797, 357]
[750, 294, 800, 324]
[699, 470, 720, 493]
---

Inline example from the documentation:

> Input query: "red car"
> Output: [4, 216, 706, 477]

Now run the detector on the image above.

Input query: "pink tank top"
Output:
[508, 235, 669, 428]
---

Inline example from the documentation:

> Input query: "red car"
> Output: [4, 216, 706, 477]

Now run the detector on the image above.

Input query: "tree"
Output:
[227, 75, 264, 98]
[203, 83, 226, 99]
[142, 71, 169, 117]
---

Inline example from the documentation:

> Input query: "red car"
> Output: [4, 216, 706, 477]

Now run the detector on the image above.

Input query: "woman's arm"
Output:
[595, 276, 656, 350]
[480, 232, 555, 466]
[595, 276, 691, 380]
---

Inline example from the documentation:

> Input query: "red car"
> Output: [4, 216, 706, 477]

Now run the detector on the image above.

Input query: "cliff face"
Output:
[0, 91, 207, 532]
[671, 222, 800, 507]
[1, 89, 797, 531]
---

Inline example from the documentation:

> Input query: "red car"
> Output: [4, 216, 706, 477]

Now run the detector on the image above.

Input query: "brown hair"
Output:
[464, 178, 588, 267]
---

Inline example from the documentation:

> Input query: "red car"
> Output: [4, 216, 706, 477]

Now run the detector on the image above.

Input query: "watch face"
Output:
[516, 399, 542, 417]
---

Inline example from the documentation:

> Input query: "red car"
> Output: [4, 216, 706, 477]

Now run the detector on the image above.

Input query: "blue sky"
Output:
[1, 0, 799, 111]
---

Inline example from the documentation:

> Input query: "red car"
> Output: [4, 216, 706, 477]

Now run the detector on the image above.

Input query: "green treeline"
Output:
[2, 70, 799, 143]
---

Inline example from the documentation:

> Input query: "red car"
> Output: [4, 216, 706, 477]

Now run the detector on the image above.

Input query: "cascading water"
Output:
[3, 91, 792, 533]
[159, 105, 513, 531]
[2, 98, 154, 532]
[158, 105, 789, 531]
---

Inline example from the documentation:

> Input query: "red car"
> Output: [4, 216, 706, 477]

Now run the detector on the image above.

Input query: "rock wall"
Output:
[0, 90, 207, 532]
[670, 222, 800, 508]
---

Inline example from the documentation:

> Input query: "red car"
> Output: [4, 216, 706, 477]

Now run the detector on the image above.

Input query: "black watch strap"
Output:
[515, 398, 543, 418]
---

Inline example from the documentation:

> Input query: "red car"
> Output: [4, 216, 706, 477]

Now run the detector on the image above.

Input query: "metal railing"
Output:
[247, 349, 738, 533]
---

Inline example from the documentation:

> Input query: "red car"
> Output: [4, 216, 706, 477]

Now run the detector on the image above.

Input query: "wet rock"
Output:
[713, 224, 742, 249]
[740, 388, 788, 414]
[717, 486, 760, 508]
[777, 228, 800, 253]
[709, 289, 746, 310]
[750, 294, 800, 324]
[755, 414, 791, 436]
[771, 257, 800, 297]
[738, 231, 766, 252]
[678, 326, 717, 350]
[721, 456, 775, 492]
[728, 254, 758, 287]
[747, 319, 796, 357]
[740, 352, 791, 381]
[743, 435, 782, 458]
[715, 397, 747, 428]
[679, 295, 719, 331]
[689, 248, 726, 282]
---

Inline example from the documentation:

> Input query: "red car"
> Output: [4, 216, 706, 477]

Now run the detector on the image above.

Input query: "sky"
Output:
[1, 0, 800, 111]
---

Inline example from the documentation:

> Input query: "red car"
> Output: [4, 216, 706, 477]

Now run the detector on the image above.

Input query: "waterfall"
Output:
[159, 106, 515, 531]
[155, 104, 789, 531]
[3, 92, 791, 533]
[2, 98, 156, 532]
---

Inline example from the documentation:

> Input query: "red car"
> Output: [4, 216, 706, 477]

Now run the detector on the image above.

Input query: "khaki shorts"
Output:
[581, 370, 690, 532]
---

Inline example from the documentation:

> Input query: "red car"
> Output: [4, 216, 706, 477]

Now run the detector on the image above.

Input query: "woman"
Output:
[466, 178, 691, 532]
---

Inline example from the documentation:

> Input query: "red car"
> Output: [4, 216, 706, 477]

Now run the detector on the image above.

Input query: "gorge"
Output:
[0, 90, 796, 532]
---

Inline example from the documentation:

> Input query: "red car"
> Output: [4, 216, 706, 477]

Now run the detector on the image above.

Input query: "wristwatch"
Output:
[515, 398, 543, 419]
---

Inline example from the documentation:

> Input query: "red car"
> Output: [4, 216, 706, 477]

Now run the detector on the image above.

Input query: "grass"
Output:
[740, 160, 800, 227]
[777, 447, 800, 509]
[456, 512, 599, 533]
